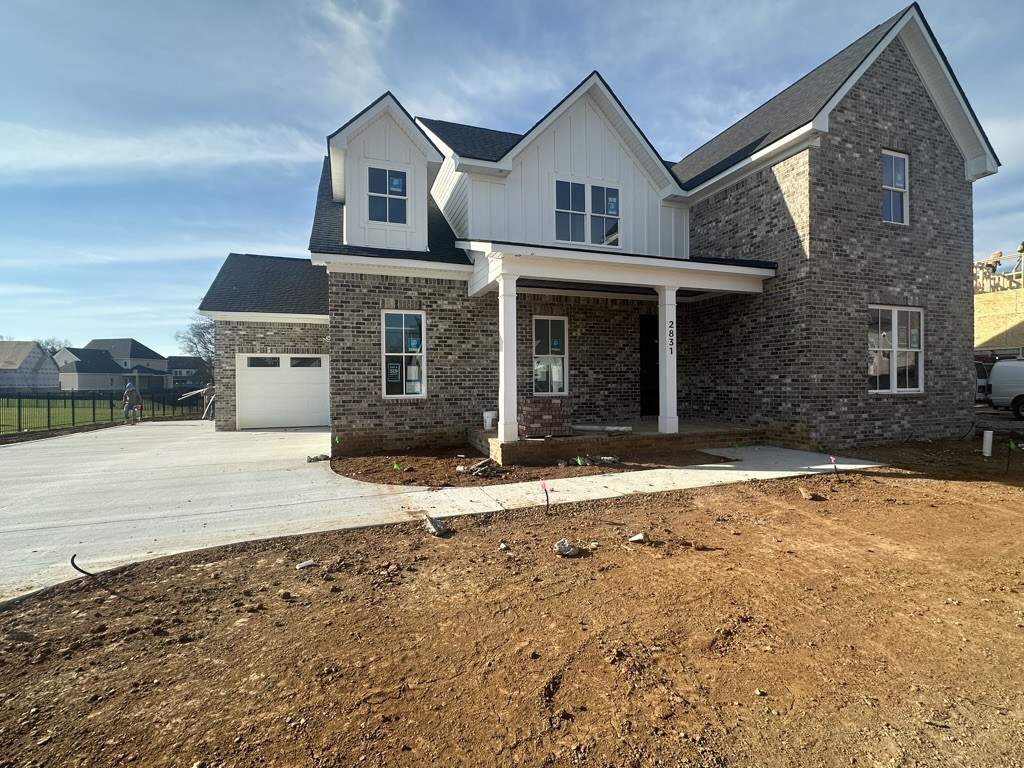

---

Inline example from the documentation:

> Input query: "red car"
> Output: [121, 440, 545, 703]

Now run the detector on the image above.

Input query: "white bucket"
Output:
[982, 430, 993, 457]
[483, 410, 497, 430]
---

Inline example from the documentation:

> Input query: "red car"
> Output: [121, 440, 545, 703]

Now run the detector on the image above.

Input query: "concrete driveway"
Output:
[0, 421, 880, 602]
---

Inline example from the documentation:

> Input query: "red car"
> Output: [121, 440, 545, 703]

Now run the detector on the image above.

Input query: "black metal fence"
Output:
[0, 390, 205, 436]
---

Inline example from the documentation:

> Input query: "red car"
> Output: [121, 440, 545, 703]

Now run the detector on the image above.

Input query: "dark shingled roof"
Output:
[58, 348, 125, 375]
[307, 157, 344, 254]
[307, 158, 471, 265]
[85, 338, 165, 361]
[200, 254, 328, 315]
[671, 5, 911, 190]
[417, 118, 523, 162]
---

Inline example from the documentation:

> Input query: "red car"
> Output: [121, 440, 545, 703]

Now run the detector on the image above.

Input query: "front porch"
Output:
[468, 417, 769, 466]
[458, 240, 777, 449]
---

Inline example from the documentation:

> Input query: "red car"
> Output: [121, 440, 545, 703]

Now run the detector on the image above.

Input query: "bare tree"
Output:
[175, 313, 215, 383]
[35, 337, 74, 354]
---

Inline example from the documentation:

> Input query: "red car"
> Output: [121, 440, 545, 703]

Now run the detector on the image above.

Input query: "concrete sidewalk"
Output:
[0, 421, 882, 601]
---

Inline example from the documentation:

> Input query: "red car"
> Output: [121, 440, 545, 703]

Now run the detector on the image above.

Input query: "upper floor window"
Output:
[868, 306, 923, 393]
[882, 151, 908, 224]
[368, 167, 407, 225]
[555, 181, 619, 247]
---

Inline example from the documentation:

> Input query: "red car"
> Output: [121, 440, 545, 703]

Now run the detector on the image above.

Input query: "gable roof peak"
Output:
[672, 2, 997, 191]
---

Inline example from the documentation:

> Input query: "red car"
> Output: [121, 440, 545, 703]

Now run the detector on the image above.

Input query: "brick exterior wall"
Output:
[687, 38, 975, 448]
[326, 273, 656, 455]
[212, 320, 330, 430]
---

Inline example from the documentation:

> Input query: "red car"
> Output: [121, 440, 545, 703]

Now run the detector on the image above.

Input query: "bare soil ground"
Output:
[332, 447, 728, 487]
[2, 436, 1024, 767]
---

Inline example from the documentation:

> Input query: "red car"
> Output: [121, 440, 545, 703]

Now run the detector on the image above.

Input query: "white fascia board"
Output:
[458, 241, 774, 278]
[452, 154, 511, 177]
[200, 311, 329, 325]
[310, 251, 473, 280]
[464, 245, 773, 297]
[506, 254, 770, 293]
[415, 119, 454, 157]
[683, 123, 823, 204]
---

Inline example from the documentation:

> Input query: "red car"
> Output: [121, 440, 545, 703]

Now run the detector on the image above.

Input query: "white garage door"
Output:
[235, 354, 329, 429]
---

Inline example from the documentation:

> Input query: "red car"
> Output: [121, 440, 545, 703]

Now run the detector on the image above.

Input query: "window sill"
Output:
[552, 239, 622, 251]
[532, 391, 568, 397]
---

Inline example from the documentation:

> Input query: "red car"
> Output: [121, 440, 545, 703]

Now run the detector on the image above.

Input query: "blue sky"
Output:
[1, 0, 1021, 356]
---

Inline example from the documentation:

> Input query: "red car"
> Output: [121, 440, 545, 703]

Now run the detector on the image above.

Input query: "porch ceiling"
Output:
[460, 240, 776, 299]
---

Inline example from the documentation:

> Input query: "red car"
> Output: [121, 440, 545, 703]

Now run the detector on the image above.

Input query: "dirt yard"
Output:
[2, 436, 1023, 767]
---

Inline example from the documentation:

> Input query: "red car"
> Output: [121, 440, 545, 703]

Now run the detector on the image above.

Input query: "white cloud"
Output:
[0, 283, 67, 297]
[0, 122, 323, 181]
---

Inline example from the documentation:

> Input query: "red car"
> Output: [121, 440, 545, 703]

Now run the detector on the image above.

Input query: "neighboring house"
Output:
[201, 3, 998, 453]
[0, 341, 60, 391]
[974, 245, 1024, 363]
[167, 356, 210, 389]
[55, 348, 128, 391]
[84, 338, 171, 390]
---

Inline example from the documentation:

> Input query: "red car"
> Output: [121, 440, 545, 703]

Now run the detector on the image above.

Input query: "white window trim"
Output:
[553, 179, 621, 249]
[381, 310, 427, 399]
[366, 165, 412, 229]
[882, 150, 909, 226]
[868, 304, 924, 394]
[533, 315, 569, 397]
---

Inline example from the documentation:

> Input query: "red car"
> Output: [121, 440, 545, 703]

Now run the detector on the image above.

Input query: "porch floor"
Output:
[469, 418, 769, 466]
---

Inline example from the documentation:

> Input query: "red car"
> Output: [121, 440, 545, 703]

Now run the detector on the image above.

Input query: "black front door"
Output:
[639, 314, 659, 417]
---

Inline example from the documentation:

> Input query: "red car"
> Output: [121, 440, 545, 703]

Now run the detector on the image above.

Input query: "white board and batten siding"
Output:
[464, 95, 688, 258]
[432, 153, 470, 239]
[342, 111, 431, 252]
[235, 354, 329, 430]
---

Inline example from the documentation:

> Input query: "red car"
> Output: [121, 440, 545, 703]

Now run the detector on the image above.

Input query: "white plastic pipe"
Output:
[982, 430, 993, 457]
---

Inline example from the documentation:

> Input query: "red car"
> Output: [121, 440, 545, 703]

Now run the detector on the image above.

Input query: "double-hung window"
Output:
[555, 180, 619, 246]
[882, 151, 908, 224]
[868, 306, 923, 393]
[383, 311, 425, 397]
[534, 317, 567, 395]
[368, 167, 407, 224]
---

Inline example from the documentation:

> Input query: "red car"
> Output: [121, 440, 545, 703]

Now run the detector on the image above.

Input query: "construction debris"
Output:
[798, 487, 828, 502]
[306, 454, 330, 463]
[424, 514, 448, 537]
[499, 541, 511, 552]
[628, 532, 650, 544]
[570, 454, 620, 467]
[295, 560, 317, 570]
[553, 538, 580, 557]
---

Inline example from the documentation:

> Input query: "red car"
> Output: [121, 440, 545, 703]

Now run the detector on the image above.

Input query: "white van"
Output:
[987, 359, 1024, 419]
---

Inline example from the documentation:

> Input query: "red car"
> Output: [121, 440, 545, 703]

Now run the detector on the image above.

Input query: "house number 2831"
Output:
[668, 320, 675, 355]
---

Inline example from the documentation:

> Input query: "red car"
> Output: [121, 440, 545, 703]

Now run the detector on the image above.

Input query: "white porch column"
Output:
[497, 273, 519, 443]
[658, 285, 679, 434]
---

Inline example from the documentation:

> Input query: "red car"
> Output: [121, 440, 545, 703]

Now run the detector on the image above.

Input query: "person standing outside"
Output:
[123, 382, 142, 425]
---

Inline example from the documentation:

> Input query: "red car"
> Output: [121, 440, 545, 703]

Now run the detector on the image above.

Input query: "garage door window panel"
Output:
[290, 357, 322, 368]
[383, 311, 426, 398]
[247, 356, 280, 368]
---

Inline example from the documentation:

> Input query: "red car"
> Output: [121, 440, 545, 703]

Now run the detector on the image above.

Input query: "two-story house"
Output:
[201, 3, 998, 454]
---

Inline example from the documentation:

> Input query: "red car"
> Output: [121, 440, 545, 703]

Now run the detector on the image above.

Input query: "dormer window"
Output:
[555, 180, 619, 247]
[368, 167, 407, 224]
